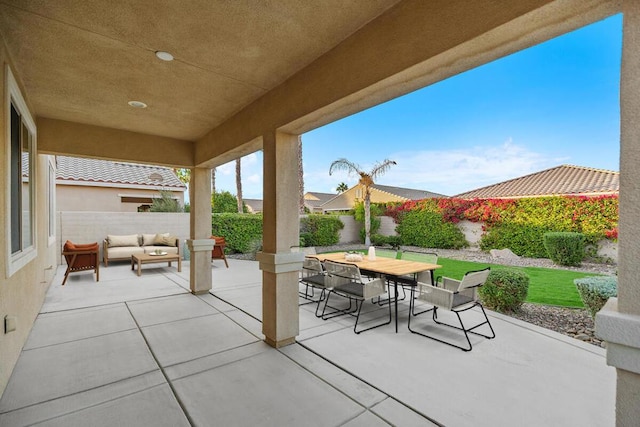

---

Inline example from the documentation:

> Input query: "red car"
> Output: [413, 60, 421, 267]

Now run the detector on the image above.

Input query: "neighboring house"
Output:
[243, 198, 263, 214]
[454, 164, 619, 199]
[56, 156, 187, 212]
[304, 192, 337, 213]
[319, 184, 447, 212]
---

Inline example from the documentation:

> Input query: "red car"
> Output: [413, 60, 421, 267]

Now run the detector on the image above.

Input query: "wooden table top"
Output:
[133, 253, 180, 262]
[310, 252, 441, 276]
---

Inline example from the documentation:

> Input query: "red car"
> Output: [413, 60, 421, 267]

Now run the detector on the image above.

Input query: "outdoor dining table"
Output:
[309, 252, 441, 332]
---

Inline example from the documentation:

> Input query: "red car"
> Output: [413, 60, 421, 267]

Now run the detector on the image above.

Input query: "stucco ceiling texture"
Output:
[0, 0, 400, 141]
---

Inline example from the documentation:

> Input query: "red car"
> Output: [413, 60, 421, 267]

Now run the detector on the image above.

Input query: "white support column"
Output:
[596, 2, 640, 425]
[187, 167, 214, 294]
[258, 131, 303, 348]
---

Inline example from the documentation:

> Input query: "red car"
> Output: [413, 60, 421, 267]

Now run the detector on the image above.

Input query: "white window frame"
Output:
[5, 66, 37, 277]
[48, 156, 56, 246]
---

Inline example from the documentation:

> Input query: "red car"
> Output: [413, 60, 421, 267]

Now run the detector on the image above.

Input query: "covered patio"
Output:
[2, 1, 639, 425]
[0, 260, 614, 426]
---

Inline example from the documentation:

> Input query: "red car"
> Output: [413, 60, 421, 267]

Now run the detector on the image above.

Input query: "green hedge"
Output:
[396, 210, 468, 249]
[300, 215, 344, 246]
[479, 223, 552, 258]
[543, 232, 585, 266]
[479, 268, 530, 313]
[211, 213, 263, 253]
[574, 276, 617, 317]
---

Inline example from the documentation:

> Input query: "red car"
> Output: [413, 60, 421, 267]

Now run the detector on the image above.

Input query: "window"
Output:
[48, 157, 56, 245]
[6, 66, 37, 277]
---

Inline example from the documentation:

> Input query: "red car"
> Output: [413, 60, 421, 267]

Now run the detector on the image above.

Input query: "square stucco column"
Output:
[187, 167, 214, 294]
[257, 131, 303, 348]
[596, 2, 640, 425]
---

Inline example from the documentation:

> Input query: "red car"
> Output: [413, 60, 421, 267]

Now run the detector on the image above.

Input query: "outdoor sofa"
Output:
[103, 233, 179, 266]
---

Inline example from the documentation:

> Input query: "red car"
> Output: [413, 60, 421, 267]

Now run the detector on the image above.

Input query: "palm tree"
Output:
[336, 182, 349, 193]
[298, 135, 305, 214]
[235, 158, 243, 213]
[329, 158, 396, 246]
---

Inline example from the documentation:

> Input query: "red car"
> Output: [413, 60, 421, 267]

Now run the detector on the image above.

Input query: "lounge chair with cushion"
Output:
[210, 235, 229, 268]
[62, 240, 100, 286]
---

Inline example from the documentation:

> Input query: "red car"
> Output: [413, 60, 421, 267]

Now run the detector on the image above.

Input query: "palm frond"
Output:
[329, 158, 361, 175]
[370, 159, 397, 179]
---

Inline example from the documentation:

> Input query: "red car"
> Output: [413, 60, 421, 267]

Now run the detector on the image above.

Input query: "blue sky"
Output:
[214, 14, 622, 199]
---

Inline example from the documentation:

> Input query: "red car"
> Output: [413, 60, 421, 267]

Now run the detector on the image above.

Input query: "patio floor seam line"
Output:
[137, 311, 224, 329]
[292, 342, 444, 426]
[159, 270, 190, 289]
[0, 368, 161, 416]
[123, 302, 196, 427]
[205, 292, 262, 323]
[38, 291, 190, 315]
[22, 327, 140, 352]
[165, 343, 270, 382]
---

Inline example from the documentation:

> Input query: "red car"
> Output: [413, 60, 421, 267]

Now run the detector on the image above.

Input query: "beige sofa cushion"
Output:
[154, 233, 177, 247]
[107, 234, 140, 247]
[141, 234, 157, 246]
[107, 246, 144, 259]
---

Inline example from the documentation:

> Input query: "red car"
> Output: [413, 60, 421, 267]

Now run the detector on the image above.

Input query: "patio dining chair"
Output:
[397, 250, 438, 314]
[321, 260, 391, 334]
[408, 267, 495, 351]
[62, 240, 100, 286]
[298, 257, 331, 316]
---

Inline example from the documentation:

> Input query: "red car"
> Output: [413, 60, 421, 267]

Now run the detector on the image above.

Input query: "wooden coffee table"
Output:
[131, 253, 181, 276]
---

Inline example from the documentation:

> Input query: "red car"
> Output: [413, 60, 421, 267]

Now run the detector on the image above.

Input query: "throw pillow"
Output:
[107, 234, 140, 247]
[154, 233, 177, 247]
[142, 234, 157, 246]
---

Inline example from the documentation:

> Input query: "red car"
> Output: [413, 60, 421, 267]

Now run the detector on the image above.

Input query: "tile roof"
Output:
[305, 192, 337, 208]
[243, 198, 263, 213]
[454, 165, 619, 199]
[55, 156, 186, 189]
[372, 184, 447, 200]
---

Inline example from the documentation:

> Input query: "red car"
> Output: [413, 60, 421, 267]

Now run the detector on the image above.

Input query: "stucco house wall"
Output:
[0, 59, 58, 393]
[57, 185, 184, 212]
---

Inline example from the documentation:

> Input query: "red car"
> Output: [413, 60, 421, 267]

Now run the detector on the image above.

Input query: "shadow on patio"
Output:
[0, 259, 614, 426]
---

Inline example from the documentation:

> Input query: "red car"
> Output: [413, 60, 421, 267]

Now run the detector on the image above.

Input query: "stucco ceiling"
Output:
[0, 0, 400, 141]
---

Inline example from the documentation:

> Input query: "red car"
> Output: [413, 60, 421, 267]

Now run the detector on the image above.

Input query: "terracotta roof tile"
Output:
[372, 184, 447, 199]
[454, 165, 618, 199]
[55, 156, 186, 189]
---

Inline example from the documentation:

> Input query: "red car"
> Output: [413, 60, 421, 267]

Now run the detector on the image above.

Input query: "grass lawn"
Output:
[434, 258, 597, 308]
[342, 250, 598, 308]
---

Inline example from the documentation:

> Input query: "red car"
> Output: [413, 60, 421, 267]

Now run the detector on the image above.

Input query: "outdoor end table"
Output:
[131, 253, 182, 276]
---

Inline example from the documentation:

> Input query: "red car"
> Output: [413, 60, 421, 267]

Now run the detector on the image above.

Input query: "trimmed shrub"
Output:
[371, 234, 401, 249]
[543, 232, 585, 266]
[300, 215, 344, 246]
[396, 210, 468, 249]
[211, 213, 263, 253]
[480, 223, 551, 258]
[574, 276, 617, 317]
[478, 268, 529, 313]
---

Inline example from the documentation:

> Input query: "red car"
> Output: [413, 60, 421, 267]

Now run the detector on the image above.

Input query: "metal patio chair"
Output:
[408, 267, 495, 351]
[321, 260, 391, 334]
[397, 250, 438, 314]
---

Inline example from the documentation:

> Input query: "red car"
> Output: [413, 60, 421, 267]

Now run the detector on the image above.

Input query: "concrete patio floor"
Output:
[0, 259, 615, 426]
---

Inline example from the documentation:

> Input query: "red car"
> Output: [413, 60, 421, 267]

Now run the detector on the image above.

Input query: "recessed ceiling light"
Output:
[155, 51, 174, 61]
[128, 100, 147, 108]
